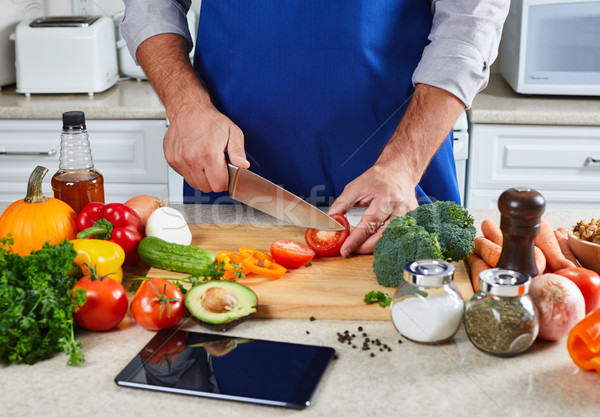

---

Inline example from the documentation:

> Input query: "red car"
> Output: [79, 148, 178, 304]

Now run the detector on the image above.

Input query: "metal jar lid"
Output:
[478, 268, 531, 297]
[403, 259, 455, 287]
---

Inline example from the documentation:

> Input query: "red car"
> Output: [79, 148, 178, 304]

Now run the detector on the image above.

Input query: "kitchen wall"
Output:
[44, 0, 202, 17]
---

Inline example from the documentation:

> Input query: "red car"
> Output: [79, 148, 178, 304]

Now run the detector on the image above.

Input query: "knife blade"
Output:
[227, 164, 345, 231]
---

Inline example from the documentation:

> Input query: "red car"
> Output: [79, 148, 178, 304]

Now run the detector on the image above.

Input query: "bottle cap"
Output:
[62, 111, 86, 130]
[403, 259, 455, 287]
[478, 268, 531, 297]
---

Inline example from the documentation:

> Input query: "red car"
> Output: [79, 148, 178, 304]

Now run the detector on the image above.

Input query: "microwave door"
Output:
[523, 1, 600, 95]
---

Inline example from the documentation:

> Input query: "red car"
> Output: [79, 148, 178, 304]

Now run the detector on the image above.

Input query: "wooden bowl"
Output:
[568, 230, 600, 274]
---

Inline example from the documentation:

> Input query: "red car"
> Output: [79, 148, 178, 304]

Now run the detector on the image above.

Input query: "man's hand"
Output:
[328, 160, 418, 257]
[329, 83, 465, 257]
[164, 99, 247, 192]
[137, 33, 249, 192]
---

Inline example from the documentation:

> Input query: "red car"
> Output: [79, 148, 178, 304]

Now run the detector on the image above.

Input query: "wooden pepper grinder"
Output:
[496, 187, 546, 278]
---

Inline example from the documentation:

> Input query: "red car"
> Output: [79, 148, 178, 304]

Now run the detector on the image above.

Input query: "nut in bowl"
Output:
[568, 228, 600, 275]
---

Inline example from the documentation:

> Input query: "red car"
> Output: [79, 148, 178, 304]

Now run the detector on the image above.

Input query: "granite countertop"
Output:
[468, 73, 600, 126]
[0, 80, 166, 120]
[1, 202, 599, 417]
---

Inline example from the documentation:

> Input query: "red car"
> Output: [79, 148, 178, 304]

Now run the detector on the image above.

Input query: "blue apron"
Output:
[185, 0, 460, 206]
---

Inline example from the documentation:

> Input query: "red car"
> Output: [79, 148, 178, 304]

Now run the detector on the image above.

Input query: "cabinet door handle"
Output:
[0, 149, 57, 156]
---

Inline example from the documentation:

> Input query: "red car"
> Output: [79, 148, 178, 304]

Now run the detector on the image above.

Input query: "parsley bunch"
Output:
[0, 238, 86, 366]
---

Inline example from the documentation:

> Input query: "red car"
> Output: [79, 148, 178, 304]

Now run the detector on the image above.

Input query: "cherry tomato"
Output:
[131, 278, 185, 331]
[305, 213, 350, 257]
[555, 267, 600, 314]
[72, 271, 128, 331]
[270, 239, 315, 268]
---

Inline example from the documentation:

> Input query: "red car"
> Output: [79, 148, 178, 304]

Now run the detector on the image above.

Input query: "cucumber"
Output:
[137, 236, 216, 275]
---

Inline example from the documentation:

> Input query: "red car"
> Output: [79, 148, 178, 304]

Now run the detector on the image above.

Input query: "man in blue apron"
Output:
[122, 0, 508, 256]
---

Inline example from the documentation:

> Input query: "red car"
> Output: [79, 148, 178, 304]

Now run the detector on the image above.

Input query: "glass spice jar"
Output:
[391, 259, 464, 344]
[464, 268, 539, 357]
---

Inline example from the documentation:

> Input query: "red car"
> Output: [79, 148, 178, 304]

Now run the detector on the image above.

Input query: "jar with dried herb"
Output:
[464, 268, 538, 357]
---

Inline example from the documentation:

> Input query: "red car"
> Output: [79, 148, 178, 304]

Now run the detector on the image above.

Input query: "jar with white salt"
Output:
[391, 259, 464, 344]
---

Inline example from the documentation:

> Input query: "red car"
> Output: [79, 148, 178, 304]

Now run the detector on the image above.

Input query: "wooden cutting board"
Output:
[145, 224, 474, 321]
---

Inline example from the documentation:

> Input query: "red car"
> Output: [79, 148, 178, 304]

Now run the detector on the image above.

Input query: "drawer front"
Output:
[0, 119, 168, 184]
[468, 124, 600, 190]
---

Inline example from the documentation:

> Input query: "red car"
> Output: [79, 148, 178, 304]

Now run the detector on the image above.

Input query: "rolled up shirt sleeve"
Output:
[412, 0, 510, 108]
[121, 0, 193, 65]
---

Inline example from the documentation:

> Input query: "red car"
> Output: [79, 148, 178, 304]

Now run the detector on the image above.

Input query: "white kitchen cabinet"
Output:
[0, 119, 174, 203]
[466, 123, 600, 209]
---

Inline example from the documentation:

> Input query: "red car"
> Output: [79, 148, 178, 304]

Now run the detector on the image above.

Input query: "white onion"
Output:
[146, 207, 192, 245]
[529, 273, 585, 341]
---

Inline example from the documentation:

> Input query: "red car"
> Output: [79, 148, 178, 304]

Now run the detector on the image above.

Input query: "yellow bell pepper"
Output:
[70, 239, 126, 283]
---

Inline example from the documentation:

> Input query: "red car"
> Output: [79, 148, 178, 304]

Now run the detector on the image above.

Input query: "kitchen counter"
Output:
[1, 202, 599, 417]
[0, 80, 166, 120]
[468, 73, 600, 126]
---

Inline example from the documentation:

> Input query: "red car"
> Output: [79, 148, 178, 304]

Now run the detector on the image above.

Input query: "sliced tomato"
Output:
[239, 248, 287, 278]
[216, 251, 255, 280]
[305, 213, 350, 257]
[270, 239, 315, 269]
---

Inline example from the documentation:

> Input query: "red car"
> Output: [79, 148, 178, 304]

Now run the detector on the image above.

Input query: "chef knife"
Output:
[227, 164, 345, 231]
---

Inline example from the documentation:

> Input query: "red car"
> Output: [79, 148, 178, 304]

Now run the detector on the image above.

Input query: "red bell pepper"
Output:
[76, 202, 145, 265]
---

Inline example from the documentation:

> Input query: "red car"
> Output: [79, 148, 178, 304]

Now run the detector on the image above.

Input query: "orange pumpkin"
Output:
[0, 165, 78, 256]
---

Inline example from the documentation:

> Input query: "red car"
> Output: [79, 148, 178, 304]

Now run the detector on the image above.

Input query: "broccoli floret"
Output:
[373, 217, 443, 288]
[408, 200, 476, 261]
[373, 201, 476, 288]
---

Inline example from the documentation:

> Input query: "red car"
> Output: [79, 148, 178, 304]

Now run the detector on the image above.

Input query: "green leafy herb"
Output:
[0, 237, 85, 365]
[364, 291, 392, 308]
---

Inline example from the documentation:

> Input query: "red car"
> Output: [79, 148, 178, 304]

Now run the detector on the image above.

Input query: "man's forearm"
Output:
[136, 33, 212, 118]
[378, 84, 465, 183]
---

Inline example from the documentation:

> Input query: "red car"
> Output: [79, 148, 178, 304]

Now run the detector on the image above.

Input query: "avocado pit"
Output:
[201, 286, 238, 313]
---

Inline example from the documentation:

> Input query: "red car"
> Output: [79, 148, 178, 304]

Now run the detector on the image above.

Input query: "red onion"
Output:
[530, 273, 585, 341]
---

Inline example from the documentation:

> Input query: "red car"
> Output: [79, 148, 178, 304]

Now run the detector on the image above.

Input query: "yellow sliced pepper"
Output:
[70, 239, 126, 283]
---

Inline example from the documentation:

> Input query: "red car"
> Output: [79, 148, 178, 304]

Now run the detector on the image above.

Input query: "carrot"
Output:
[474, 236, 501, 268]
[557, 226, 571, 236]
[465, 253, 491, 292]
[481, 219, 503, 246]
[554, 228, 579, 266]
[534, 247, 547, 276]
[535, 218, 576, 272]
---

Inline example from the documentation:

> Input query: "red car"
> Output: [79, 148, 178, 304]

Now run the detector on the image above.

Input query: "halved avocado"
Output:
[185, 281, 258, 331]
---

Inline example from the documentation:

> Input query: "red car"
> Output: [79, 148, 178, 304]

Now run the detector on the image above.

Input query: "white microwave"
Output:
[498, 0, 600, 96]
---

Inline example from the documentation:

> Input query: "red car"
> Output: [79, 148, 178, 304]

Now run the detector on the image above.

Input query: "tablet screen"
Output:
[114, 329, 335, 409]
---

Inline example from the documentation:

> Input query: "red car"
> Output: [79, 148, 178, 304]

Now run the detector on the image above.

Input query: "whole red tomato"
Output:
[72, 271, 128, 331]
[131, 278, 185, 331]
[555, 267, 600, 314]
[305, 213, 350, 257]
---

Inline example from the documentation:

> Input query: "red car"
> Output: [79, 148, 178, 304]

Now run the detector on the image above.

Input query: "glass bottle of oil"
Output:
[51, 111, 104, 214]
